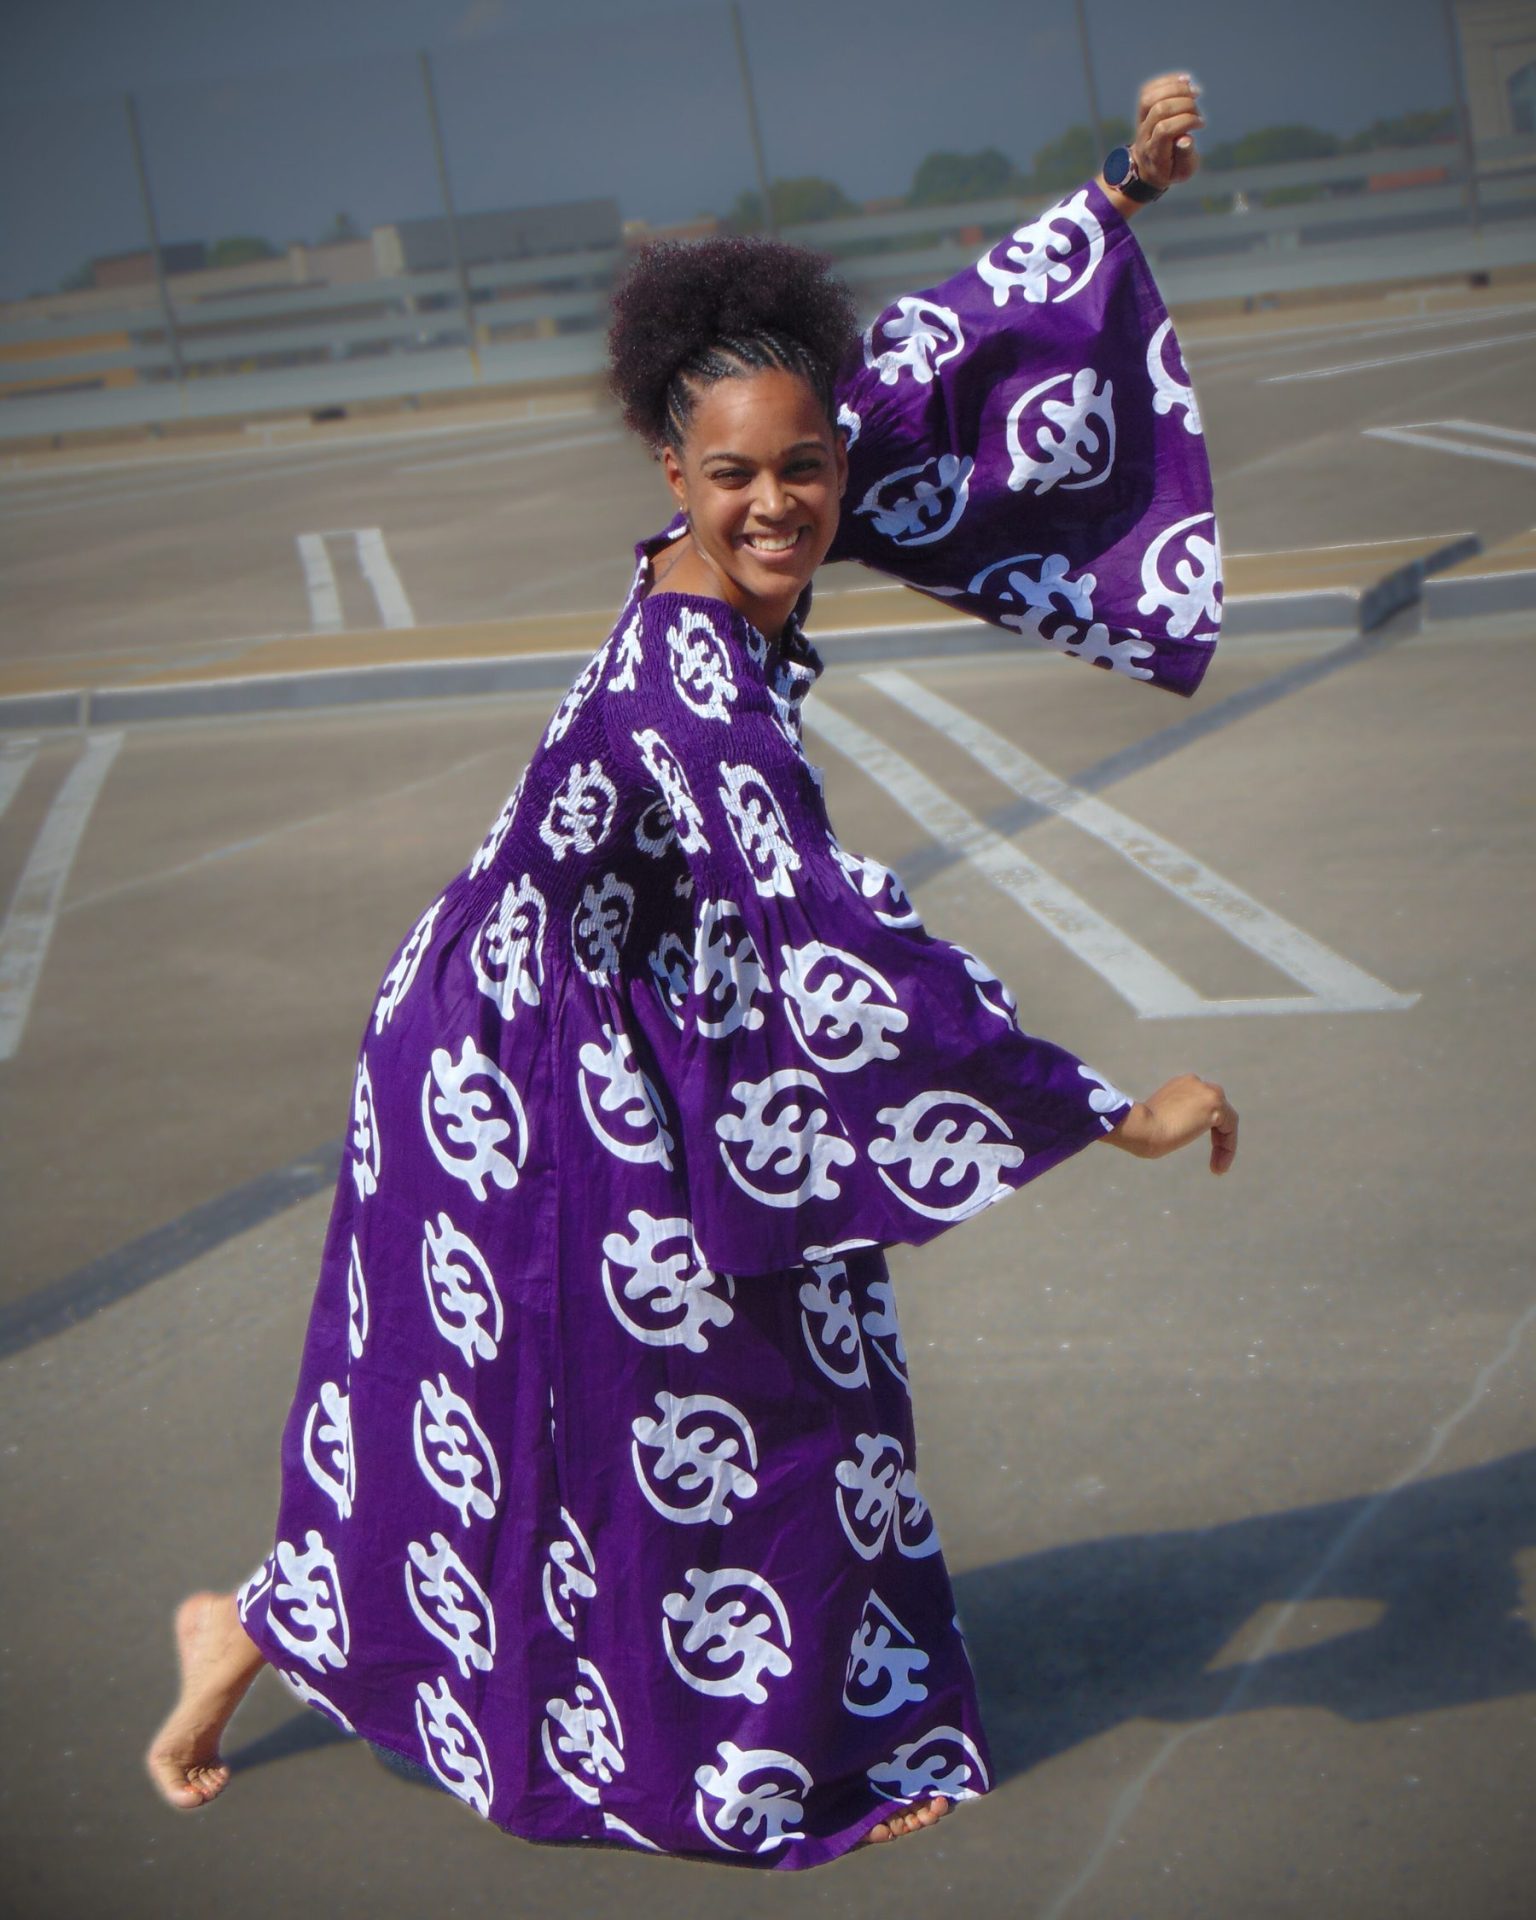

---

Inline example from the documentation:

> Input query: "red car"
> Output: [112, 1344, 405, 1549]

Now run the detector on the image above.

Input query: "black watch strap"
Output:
[1103, 145, 1165, 204]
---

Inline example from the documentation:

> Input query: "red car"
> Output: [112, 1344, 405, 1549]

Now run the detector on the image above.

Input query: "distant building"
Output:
[90, 242, 206, 289]
[1456, 0, 1536, 140]
[373, 199, 622, 276]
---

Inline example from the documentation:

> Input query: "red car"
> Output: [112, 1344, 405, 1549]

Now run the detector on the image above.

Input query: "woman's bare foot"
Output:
[860, 1794, 951, 1845]
[144, 1591, 267, 1810]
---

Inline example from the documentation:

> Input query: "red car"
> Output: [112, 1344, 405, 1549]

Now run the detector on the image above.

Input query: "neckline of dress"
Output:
[632, 520, 823, 683]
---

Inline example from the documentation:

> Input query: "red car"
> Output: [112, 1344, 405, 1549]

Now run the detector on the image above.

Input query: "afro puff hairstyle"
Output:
[606, 236, 860, 453]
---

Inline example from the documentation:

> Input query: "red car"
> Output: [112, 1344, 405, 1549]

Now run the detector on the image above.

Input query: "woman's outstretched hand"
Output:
[1103, 1074, 1238, 1174]
[1131, 72, 1206, 192]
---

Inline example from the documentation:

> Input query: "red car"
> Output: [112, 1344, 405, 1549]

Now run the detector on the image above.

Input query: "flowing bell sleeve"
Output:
[824, 178, 1222, 697]
[604, 594, 1136, 1278]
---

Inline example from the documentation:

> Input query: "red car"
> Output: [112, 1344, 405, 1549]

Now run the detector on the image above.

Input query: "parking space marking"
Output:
[353, 527, 415, 628]
[808, 700, 1211, 1019]
[1363, 420, 1536, 473]
[868, 670, 1418, 1017]
[295, 533, 343, 631]
[1262, 325, 1536, 384]
[0, 729, 123, 1061]
[296, 528, 416, 630]
[0, 737, 39, 820]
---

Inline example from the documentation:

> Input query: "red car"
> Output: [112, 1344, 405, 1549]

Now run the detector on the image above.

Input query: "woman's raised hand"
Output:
[1132, 72, 1207, 192]
[1104, 1073, 1238, 1174]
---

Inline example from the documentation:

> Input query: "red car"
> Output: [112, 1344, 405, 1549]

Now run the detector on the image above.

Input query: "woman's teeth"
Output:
[745, 531, 799, 552]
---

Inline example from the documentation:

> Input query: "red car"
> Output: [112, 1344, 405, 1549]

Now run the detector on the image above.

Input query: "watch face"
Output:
[1104, 145, 1133, 186]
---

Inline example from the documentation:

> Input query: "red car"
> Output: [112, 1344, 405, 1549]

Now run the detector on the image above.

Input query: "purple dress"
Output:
[237, 181, 1220, 1867]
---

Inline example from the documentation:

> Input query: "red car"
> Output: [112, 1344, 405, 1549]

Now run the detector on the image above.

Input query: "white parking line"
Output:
[0, 730, 124, 1061]
[807, 700, 1210, 1019]
[1262, 325, 1536, 383]
[868, 670, 1417, 1016]
[295, 533, 343, 631]
[1363, 425, 1536, 473]
[296, 528, 416, 630]
[0, 737, 39, 821]
[353, 527, 415, 628]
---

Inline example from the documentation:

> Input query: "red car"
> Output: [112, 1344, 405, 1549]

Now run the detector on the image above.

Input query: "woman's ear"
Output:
[834, 429, 849, 499]
[661, 443, 687, 511]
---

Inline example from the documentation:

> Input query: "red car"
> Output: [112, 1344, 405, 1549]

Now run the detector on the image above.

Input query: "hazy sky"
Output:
[2, 0, 1454, 299]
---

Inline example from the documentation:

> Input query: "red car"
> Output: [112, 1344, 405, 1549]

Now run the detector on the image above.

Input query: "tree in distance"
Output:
[725, 176, 857, 233]
[208, 236, 279, 267]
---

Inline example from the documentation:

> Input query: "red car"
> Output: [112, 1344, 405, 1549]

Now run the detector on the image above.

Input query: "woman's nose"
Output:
[753, 474, 788, 519]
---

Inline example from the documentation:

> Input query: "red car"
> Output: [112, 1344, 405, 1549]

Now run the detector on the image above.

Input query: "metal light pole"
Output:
[730, 1, 775, 236]
[124, 91, 187, 406]
[1073, 0, 1107, 160]
[419, 49, 482, 380]
[1440, 0, 1483, 235]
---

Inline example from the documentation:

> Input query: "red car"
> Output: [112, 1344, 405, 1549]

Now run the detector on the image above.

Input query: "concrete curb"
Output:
[1422, 565, 1536, 622]
[0, 542, 1520, 734]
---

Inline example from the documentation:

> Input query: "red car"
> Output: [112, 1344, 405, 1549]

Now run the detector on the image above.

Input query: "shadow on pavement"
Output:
[960, 1447, 1536, 1784]
[227, 1449, 1536, 1795]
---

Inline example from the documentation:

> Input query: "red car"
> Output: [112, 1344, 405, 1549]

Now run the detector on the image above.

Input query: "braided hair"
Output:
[607, 236, 860, 453]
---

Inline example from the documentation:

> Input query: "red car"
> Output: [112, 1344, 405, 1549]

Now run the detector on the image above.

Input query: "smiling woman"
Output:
[148, 71, 1238, 1873]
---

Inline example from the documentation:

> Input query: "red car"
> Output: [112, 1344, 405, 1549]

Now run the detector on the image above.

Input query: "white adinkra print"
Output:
[422, 1038, 529, 1200]
[799, 1258, 869, 1388]
[662, 1565, 793, 1703]
[843, 1591, 932, 1718]
[542, 1657, 626, 1806]
[967, 551, 1158, 680]
[778, 941, 909, 1074]
[412, 1373, 502, 1527]
[716, 1069, 857, 1208]
[405, 1532, 497, 1677]
[539, 759, 618, 861]
[631, 1390, 759, 1526]
[600, 1208, 735, 1351]
[577, 1023, 675, 1167]
[870, 1089, 1025, 1223]
[856, 453, 974, 548]
[1006, 367, 1116, 495]
[868, 1727, 990, 1804]
[633, 727, 710, 853]
[834, 1431, 939, 1561]
[374, 894, 443, 1033]
[828, 837, 923, 928]
[265, 1531, 351, 1672]
[571, 873, 636, 981]
[350, 1056, 381, 1201]
[301, 1380, 356, 1521]
[1137, 511, 1222, 640]
[416, 1676, 495, 1816]
[542, 1506, 597, 1643]
[718, 761, 801, 897]
[1146, 316, 1203, 435]
[421, 1211, 504, 1366]
[469, 771, 525, 880]
[694, 1742, 811, 1854]
[976, 187, 1105, 306]
[862, 297, 964, 387]
[471, 875, 547, 1018]
[666, 608, 738, 721]
[693, 899, 768, 1038]
[345, 1235, 369, 1360]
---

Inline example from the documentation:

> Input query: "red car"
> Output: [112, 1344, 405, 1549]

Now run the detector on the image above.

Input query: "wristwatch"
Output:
[1103, 145, 1165, 204]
